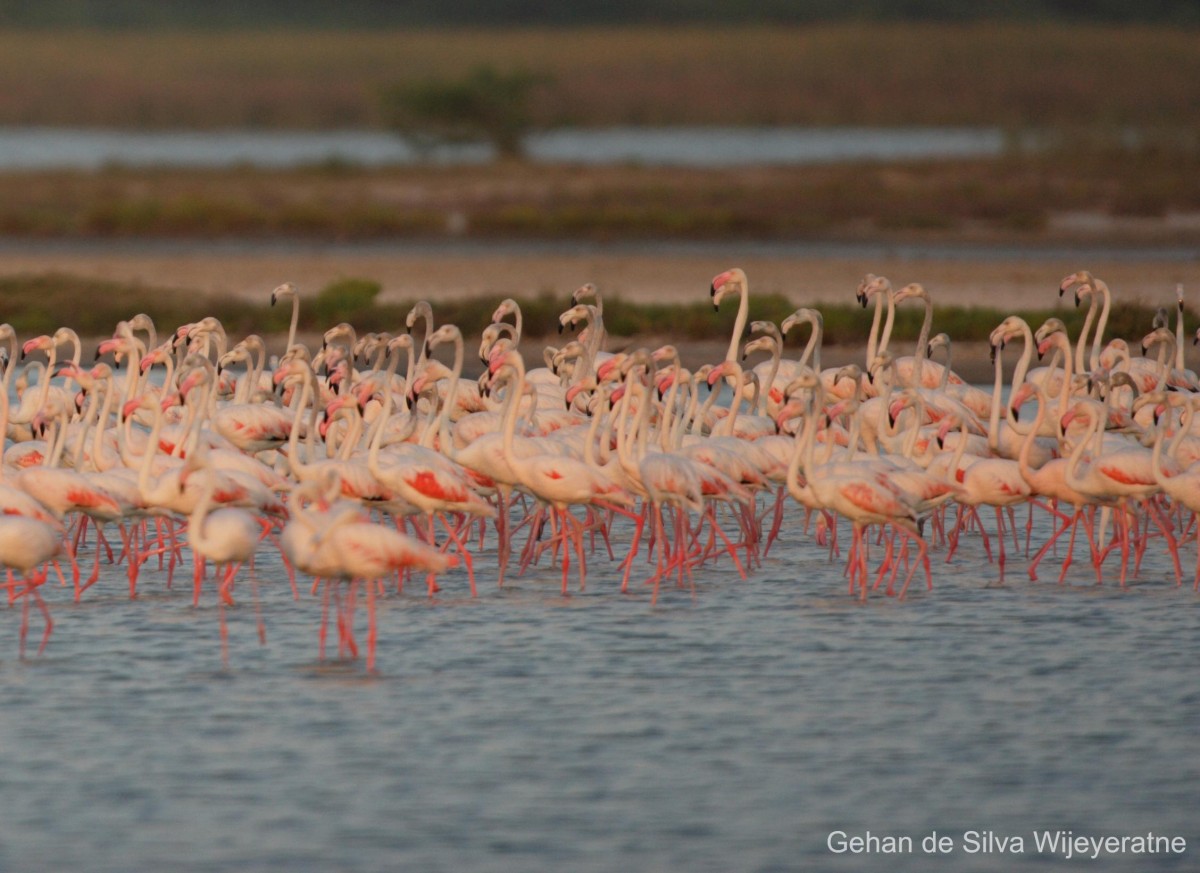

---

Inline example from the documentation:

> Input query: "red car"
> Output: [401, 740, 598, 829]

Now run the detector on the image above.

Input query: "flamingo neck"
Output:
[724, 288, 749, 364]
[500, 356, 527, 467]
[1089, 284, 1111, 373]
[912, 296, 933, 388]
[1016, 388, 1045, 485]
[988, 345, 1005, 453]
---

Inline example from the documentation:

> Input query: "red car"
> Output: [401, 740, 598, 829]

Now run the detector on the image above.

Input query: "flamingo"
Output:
[0, 515, 63, 657]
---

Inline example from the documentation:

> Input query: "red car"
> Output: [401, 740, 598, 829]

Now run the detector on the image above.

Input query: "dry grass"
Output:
[0, 25, 1195, 130]
[0, 149, 1196, 242]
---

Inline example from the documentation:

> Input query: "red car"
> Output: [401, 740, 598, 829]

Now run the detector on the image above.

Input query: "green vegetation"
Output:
[1, 273, 1185, 353]
[381, 66, 548, 158]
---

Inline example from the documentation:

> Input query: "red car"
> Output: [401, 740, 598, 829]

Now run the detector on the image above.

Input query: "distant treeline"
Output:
[0, 0, 1197, 27]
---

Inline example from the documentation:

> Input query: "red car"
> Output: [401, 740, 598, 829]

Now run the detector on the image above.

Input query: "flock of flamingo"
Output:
[0, 266, 1196, 669]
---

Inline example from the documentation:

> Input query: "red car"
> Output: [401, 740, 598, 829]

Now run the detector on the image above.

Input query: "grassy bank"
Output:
[3, 273, 1183, 354]
[0, 25, 1195, 130]
[1, 148, 1198, 243]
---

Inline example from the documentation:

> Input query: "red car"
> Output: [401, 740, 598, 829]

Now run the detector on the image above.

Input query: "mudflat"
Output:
[3, 243, 1195, 310]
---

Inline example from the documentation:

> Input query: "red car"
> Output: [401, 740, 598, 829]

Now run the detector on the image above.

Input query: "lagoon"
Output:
[0, 125, 1017, 170]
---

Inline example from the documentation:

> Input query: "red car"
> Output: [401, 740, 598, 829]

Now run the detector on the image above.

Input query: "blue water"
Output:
[0, 501, 1195, 872]
[0, 125, 1015, 170]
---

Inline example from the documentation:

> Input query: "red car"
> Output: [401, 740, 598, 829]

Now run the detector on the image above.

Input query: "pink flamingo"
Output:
[0, 515, 63, 657]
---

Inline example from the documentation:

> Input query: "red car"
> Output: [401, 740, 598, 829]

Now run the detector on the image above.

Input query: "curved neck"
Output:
[367, 346, 407, 468]
[760, 339, 783, 417]
[422, 337, 462, 452]
[1090, 284, 1112, 373]
[865, 292, 884, 366]
[285, 371, 318, 481]
[724, 289, 749, 364]
[1017, 388, 1046, 483]
[877, 289, 897, 359]
[500, 358, 528, 465]
[137, 398, 169, 494]
[287, 295, 300, 351]
[988, 344, 1005, 453]
[1074, 293, 1098, 376]
[912, 295, 933, 386]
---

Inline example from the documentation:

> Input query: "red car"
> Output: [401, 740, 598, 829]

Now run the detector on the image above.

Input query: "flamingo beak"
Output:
[558, 321, 564, 334]
[989, 343, 997, 363]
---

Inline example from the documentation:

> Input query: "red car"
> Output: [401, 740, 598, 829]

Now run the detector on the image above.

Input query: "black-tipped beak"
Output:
[423, 341, 430, 359]
[1011, 407, 1020, 423]
[866, 370, 875, 385]
[937, 435, 944, 450]
[270, 293, 278, 307]
[1059, 285, 1065, 298]
[858, 294, 868, 309]
[989, 344, 997, 363]
[712, 303, 719, 313]
[710, 284, 717, 297]
[1141, 344, 1149, 356]
[558, 323, 564, 334]
[888, 412, 897, 429]
[1074, 292, 1082, 308]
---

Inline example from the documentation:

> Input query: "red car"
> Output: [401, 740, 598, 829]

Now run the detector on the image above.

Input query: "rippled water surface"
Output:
[0, 503, 1196, 872]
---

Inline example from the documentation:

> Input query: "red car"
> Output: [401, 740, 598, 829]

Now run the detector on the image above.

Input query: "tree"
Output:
[380, 65, 548, 159]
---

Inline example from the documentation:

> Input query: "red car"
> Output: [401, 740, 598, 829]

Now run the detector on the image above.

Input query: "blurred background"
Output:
[0, 0, 1196, 338]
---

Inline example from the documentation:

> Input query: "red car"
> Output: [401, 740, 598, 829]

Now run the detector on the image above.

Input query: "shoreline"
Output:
[10, 239, 1196, 383]
[3, 240, 1196, 310]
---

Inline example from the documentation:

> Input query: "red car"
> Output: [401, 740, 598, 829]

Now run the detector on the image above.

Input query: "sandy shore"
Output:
[3, 241, 1197, 309]
[6, 240, 1197, 381]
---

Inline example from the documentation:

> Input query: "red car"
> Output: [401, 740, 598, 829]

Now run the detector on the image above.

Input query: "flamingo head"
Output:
[20, 335, 52, 360]
[94, 336, 127, 361]
[1059, 270, 1093, 298]
[710, 267, 746, 310]
[564, 379, 597, 410]
[892, 282, 926, 306]
[774, 397, 805, 432]
[594, 353, 627, 383]
[856, 274, 890, 308]
[572, 282, 597, 305]
[1008, 381, 1036, 420]
[270, 282, 296, 306]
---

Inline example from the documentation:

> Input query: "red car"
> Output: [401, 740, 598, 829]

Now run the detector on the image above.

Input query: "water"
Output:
[0, 126, 1015, 170]
[0, 502, 1196, 872]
